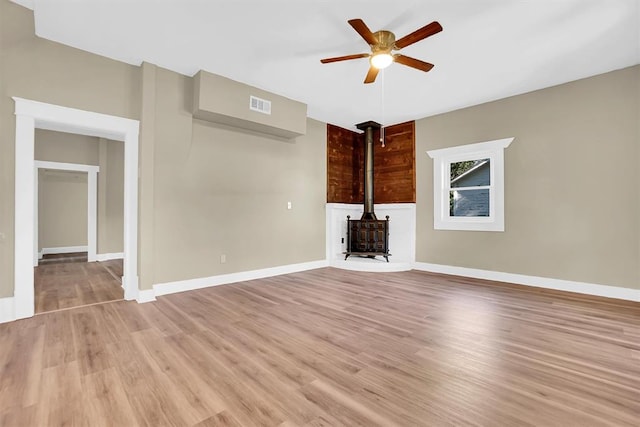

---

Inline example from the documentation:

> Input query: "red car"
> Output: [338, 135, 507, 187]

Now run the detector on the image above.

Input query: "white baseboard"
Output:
[2, 259, 634, 324]
[0, 297, 16, 324]
[413, 262, 640, 302]
[96, 252, 124, 261]
[122, 275, 139, 301]
[1, 260, 328, 322]
[136, 289, 156, 303]
[41, 246, 88, 255]
[149, 259, 329, 300]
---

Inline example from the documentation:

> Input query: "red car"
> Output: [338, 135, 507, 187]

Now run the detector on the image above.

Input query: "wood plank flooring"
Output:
[34, 258, 124, 314]
[2, 268, 639, 426]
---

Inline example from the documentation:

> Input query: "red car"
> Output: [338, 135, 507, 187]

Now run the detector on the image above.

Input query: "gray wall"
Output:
[416, 65, 639, 290]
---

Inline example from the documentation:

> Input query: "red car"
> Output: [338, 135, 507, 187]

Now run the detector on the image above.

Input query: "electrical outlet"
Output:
[220, 254, 226, 264]
[287, 201, 292, 210]
[341, 237, 344, 244]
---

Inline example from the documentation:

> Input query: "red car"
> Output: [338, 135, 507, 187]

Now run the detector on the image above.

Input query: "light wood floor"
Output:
[34, 257, 124, 314]
[2, 268, 638, 426]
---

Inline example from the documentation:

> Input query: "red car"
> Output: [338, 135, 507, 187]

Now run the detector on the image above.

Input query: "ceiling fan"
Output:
[320, 19, 443, 84]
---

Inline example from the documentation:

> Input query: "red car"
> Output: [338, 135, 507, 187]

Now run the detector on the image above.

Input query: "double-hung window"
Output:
[427, 137, 513, 231]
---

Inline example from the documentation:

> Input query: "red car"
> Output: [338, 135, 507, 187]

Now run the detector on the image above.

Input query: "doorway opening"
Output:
[35, 161, 99, 264]
[13, 97, 140, 320]
[33, 160, 125, 313]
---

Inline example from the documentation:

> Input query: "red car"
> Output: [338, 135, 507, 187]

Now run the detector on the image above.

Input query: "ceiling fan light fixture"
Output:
[320, 19, 442, 83]
[371, 53, 393, 69]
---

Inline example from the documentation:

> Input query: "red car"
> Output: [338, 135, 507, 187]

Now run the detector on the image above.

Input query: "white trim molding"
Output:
[40, 246, 89, 256]
[0, 297, 16, 324]
[34, 161, 99, 173]
[39, 249, 122, 262]
[145, 260, 329, 301]
[13, 97, 140, 320]
[427, 137, 513, 232]
[96, 252, 124, 262]
[413, 262, 640, 302]
[136, 289, 157, 304]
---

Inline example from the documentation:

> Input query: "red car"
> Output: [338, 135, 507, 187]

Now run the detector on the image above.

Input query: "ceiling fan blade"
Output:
[394, 54, 434, 72]
[364, 66, 379, 84]
[394, 21, 442, 49]
[348, 19, 378, 45]
[320, 53, 370, 64]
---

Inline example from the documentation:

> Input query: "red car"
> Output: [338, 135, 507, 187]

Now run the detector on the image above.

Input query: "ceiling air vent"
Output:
[249, 95, 271, 115]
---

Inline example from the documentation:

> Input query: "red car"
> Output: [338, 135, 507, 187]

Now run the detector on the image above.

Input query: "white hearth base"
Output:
[326, 203, 416, 273]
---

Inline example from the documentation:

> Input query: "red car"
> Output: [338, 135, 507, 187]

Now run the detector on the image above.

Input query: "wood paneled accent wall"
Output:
[327, 124, 362, 203]
[375, 121, 416, 203]
[326, 121, 415, 204]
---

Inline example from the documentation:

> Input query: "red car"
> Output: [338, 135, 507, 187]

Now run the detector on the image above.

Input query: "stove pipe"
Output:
[356, 121, 381, 220]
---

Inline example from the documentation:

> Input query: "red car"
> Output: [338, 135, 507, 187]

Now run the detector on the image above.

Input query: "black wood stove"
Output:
[344, 121, 391, 262]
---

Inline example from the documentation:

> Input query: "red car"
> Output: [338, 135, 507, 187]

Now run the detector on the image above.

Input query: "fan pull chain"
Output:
[380, 69, 385, 147]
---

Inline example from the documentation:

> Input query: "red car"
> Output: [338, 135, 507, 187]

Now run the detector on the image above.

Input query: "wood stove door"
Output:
[349, 220, 388, 253]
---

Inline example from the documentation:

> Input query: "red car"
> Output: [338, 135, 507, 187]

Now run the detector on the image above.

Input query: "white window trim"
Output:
[427, 137, 513, 232]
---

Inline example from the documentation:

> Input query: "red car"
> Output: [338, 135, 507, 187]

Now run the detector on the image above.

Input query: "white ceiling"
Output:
[12, 0, 640, 130]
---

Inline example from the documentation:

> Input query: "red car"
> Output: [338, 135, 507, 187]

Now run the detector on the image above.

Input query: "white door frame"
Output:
[34, 161, 99, 265]
[13, 97, 140, 320]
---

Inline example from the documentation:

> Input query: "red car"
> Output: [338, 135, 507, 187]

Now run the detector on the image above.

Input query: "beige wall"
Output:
[35, 129, 99, 165]
[3, 0, 636, 302]
[35, 130, 95, 252]
[193, 70, 307, 138]
[416, 65, 640, 290]
[101, 140, 124, 254]
[1, 1, 326, 298]
[38, 170, 87, 249]
[0, 0, 139, 297]
[34, 130, 125, 256]
[148, 67, 326, 286]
